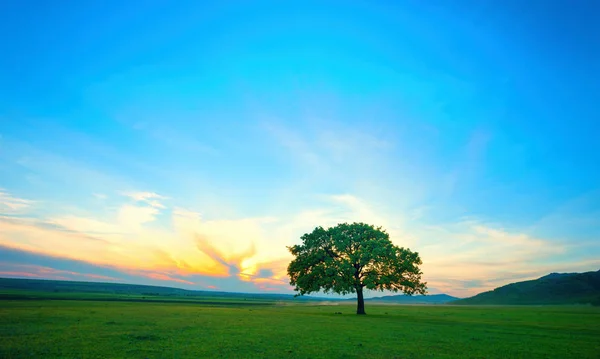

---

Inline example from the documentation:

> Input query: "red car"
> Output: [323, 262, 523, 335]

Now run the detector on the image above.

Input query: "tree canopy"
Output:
[287, 222, 426, 314]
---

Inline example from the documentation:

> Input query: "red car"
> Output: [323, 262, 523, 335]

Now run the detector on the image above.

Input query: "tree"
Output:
[287, 222, 427, 314]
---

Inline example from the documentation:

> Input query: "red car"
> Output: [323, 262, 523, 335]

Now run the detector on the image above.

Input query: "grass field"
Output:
[1, 299, 599, 359]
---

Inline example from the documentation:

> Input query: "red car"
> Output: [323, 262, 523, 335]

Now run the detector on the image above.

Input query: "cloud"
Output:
[0, 263, 119, 282]
[172, 209, 281, 276]
[171, 207, 202, 226]
[1, 193, 292, 292]
[0, 214, 164, 271]
[118, 204, 160, 229]
[0, 189, 33, 213]
[195, 235, 241, 275]
[0, 245, 293, 293]
[329, 194, 391, 230]
[0, 271, 46, 279]
[415, 221, 573, 296]
[194, 234, 258, 278]
[48, 215, 124, 235]
[0, 215, 114, 246]
[0, 245, 128, 280]
[121, 191, 167, 209]
[122, 191, 165, 202]
[143, 272, 195, 285]
[2, 203, 270, 283]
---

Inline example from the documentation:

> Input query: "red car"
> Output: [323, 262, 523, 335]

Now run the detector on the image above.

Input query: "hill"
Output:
[343, 293, 458, 304]
[366, 293, 458, 304]
[0, 277, 460, 304]
[452, 269, 600, 305]
[0, 277, 329, 302]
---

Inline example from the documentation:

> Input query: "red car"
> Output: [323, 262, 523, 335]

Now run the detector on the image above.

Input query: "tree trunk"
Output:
[356, 286, 366, 315]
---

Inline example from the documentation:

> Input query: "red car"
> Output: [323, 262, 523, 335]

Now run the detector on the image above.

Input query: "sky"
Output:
[0, 0, 599, 298]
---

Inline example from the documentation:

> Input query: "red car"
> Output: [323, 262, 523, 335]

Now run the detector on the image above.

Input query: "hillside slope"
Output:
[0, 277, 325, 301]
[343, 293, 458, 304]
[453, 270, 600, 305]
[366, 294, 458, 304]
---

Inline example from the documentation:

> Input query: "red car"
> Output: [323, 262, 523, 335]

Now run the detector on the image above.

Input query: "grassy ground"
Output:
[1, 300, 599, 359]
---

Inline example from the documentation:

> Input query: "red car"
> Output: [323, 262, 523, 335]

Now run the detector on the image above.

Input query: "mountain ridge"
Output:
[0, 277, 324, 301]
[452, 269, 600, 305]
[0, 277, 460, 303]
[347, 293, 459, 304]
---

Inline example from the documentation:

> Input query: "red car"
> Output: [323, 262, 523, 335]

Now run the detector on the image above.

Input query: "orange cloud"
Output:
[0, 271, 42, 278]
[143, 273, 195, 285]
[150, 248, 227, 277]
[0, 264, 120, 282]
[195, 234, 256, 277]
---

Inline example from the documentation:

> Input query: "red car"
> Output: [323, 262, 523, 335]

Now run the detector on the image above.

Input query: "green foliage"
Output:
[287, 222, 427, 296]
[1, 300, 599, 358]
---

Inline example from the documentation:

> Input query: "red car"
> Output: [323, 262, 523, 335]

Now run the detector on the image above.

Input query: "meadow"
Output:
[1, 298, 599, 359]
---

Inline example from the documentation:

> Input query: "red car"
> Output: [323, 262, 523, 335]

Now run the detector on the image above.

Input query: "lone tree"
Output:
[287, 222, 427, 315]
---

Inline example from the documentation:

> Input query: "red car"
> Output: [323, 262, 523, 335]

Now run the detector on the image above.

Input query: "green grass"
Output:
[1, 300, 599, 359]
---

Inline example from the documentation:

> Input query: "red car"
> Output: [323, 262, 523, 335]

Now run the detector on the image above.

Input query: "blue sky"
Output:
[0, 1, 599, 297]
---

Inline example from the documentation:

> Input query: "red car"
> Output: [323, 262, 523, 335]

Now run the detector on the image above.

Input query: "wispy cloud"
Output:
[121, 191, 167, 209]
[121, 191, 165, 202]
[48, 215, 124, 236]
[0, 215, 114, 246]
[142, 272, 195, 285]
[0, 189, 33, 213]
[118, 204, 160, 229]
[0, 263, 119, 282]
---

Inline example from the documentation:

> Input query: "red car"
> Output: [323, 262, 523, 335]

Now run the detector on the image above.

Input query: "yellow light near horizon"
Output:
[239, 257, 259, 278]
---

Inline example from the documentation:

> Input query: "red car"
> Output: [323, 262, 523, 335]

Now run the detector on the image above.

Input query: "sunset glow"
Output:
[1, 1, 599, 298]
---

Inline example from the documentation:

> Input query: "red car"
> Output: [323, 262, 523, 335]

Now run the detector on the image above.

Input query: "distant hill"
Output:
[452, 270, 600, 306]
[345, 293, 458, 304]
[0, 277, 330, 301]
